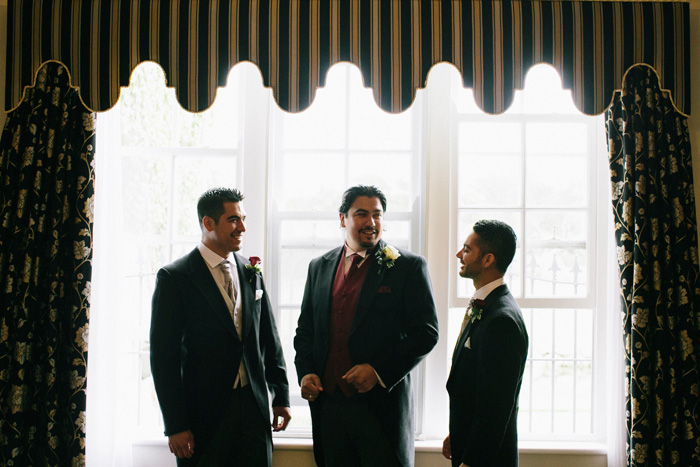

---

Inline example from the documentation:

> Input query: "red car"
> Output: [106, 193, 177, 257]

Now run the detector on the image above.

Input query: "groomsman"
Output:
[295, 185, 439, 467]
[444, 220, 528, 467]
[150, 188, 291, 466]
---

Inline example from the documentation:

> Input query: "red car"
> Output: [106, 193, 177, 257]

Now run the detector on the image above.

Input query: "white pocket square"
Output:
[465, 337, 471, 349]
[255, 289, 264, 301]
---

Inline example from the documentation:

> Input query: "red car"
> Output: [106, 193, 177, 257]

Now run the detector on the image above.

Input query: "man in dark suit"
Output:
[294, 185, 439, 467]
[443, 220, 529, 467]
[150, 187, 291, 467]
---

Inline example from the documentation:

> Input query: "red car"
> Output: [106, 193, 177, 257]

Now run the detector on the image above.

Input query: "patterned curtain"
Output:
[606, 64, 700, 466]
[0, 62, 94, 466]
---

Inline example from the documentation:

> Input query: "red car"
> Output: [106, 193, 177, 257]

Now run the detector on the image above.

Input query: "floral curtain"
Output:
[606, 64, 700, 466]
[0, 62, 94, 466]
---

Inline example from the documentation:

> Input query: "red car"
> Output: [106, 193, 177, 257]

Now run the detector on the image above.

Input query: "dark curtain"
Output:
[606, 64, 700, 466]
[0, 62, 94, 466]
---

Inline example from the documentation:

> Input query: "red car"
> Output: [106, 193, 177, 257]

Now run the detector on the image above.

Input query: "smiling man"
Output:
[150, 187, 291, 467]
[294, 185, 439, 467]
[444, 220, 528, 467]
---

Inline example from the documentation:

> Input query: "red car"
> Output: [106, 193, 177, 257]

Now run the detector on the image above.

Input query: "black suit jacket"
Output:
[150, 248, 289, 444]
[447, 285, 528, 467]
[294, 240, 439, 467]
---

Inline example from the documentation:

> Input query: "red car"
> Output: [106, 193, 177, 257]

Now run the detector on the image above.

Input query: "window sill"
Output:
[133, 435, 607, 456]
[270, 438, 607, 455]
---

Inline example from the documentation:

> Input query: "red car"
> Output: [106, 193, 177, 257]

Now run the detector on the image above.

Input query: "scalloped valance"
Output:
[5, 0, 690, 116]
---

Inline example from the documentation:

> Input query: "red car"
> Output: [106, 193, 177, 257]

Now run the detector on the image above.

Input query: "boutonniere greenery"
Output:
[245, 256, 262, 283]
[468, 298, 487, 321]
[375, 244, 401, 274]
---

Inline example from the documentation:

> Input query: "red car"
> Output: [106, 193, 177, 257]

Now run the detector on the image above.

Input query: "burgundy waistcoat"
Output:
[322, 252, 370, 397]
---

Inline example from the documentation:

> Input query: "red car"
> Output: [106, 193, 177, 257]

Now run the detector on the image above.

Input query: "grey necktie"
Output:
[220, 260, 238, 305]
[459, 298, 476, 336]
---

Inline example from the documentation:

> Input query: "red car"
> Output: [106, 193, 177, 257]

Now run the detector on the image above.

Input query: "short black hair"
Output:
[338, 185, 387, 215]
[472, 219, 517, 273]
[197, 188, 244, 225]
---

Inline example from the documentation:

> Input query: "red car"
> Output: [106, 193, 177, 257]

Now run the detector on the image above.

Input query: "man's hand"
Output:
[442, 434, 451, 460]
[342, 363, 379, 393]
[272, 406, 292, 432]
[301, 373, 324, 402]
[168, 430, 194, 458]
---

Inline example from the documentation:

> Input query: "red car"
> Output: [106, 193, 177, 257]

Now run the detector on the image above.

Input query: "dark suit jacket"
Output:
[447, 285, 528, 467]
[150, 248, 289, 445]
[294, 240, 439, 467]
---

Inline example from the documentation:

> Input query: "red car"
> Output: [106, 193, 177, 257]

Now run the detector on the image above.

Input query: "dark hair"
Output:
[197, 188, 244, 225]
[338, 185, 387, 215]
[472, 219, 517, 273]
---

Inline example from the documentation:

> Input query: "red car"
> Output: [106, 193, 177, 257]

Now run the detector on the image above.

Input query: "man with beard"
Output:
[443, 220, 528, 467]
[294, 185, 438, 467]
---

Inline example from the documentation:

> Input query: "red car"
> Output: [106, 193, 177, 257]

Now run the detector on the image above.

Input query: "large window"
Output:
[446, 65, 609, 440]
[90, 61, 611, 452]
[267, 65, 423, 433]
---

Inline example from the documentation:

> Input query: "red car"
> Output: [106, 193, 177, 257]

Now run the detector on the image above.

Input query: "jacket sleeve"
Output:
[149, 267, 189, 436]
[257, 274, 291, 407]
[293, 261, 316, 383]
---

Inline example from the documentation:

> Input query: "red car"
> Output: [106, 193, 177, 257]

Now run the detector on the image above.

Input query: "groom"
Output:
[294, 185, 438, 467]
[444, 220, 529, 467]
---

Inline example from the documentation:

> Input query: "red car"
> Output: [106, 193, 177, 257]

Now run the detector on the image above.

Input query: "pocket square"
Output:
[255, 289, 264, 301]
[465, 337, 471, 349]
[377, 285, 392, 294]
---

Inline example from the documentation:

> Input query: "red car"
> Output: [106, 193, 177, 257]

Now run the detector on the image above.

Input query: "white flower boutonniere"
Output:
[467, 299, 487, 322]
[375, 244, 401, 274]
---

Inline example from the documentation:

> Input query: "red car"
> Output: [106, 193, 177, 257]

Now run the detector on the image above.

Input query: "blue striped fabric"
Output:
[4, 0, 690, 116]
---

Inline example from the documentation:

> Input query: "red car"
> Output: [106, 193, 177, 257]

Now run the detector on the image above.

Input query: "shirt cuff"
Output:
[373, 368, 386, 388]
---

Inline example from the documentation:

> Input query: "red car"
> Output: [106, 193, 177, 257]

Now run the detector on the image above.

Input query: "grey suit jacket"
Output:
[294, 240, 439, 467]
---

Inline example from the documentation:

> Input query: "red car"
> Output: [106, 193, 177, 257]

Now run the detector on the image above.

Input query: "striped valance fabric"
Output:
[5, 0, 690, 116]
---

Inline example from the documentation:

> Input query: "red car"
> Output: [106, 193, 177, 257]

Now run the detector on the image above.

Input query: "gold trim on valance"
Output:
[5, 0, 690, 116]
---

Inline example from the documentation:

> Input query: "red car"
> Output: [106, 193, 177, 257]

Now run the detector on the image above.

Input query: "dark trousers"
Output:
[318, 392, 400, 467]
[177, 385, 272, 467]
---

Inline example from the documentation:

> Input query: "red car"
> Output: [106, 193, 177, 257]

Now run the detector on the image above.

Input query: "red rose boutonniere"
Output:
[245, 256, 262, 283]
[468, 298, 487, 321]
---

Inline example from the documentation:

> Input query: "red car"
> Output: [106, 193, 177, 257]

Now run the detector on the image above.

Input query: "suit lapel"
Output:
[187, 249, 238, 338]
[316, 247, 344, 335]
[350, 241, 385, 336]
[235, 253, 255, 341]
[451, 284, 511, 363]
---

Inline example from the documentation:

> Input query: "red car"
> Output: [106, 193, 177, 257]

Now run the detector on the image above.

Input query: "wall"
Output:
[3, 1, 700, 466]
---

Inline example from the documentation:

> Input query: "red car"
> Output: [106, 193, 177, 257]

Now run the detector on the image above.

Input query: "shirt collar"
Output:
[473, 277, 504, 301]
[344, 243, 368, 259]
[198, 242, 234, 268]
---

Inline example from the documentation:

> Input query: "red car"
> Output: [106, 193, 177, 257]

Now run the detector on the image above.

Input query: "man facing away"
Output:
[150, 187, 291, 466]
[443, 219, 529, 467]
[294, 185, 439, 467]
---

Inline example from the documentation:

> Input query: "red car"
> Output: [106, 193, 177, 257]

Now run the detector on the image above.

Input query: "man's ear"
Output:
[202, 216, 215, 232]
[482, 252, 496, 269]
[339, 213, 346, 228]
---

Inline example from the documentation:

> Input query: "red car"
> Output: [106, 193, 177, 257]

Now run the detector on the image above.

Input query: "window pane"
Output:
[524, 211, 587, 298]
[457, 153, 522, 208]
[526, 153, 587, 208]
[122, 154, 170, 236]
[458, 122, 522, 154]
[277, 153, 345, 211]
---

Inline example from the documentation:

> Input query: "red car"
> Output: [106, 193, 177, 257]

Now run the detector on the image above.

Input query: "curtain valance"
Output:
[5, 0, 690, 116]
